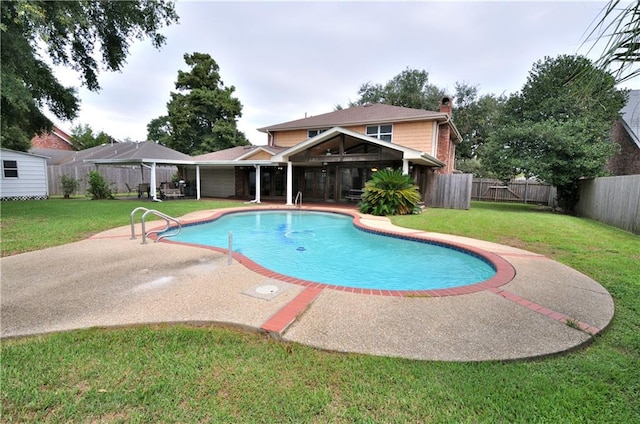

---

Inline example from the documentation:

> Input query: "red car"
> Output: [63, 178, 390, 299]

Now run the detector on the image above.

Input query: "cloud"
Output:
[48, 1, 632, 147]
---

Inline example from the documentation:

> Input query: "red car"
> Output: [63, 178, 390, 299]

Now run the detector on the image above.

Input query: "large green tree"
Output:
[350, 68, 446, 110]
[0, 1, 178, 151]
[148, 52, 249, 155]
[452, 82, 506, 160]
[69, 124, 113, 150]
[483, 55, 627, 212]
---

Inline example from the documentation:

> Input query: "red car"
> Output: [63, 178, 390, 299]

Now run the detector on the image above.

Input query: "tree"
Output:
[483, 55, 627, 212]
[69, 124, 114, 150]
[583, 0, 639, 84]
[0, 1, 178, 151]
[350, 68, 446, 110]
[146, 115, 172, 145]
[148, 52, 249, 155]
[452, 82, 506, 160]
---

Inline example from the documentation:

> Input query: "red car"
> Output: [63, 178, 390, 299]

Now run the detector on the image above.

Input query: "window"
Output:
[308, 128, 328, 138]
[2, 160, 18, 178]
[366, 124, 393, 142]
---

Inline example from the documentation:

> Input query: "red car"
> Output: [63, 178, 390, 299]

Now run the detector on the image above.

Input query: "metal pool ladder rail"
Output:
[130, 207, 182, 244]
[294, 191, 303, 208]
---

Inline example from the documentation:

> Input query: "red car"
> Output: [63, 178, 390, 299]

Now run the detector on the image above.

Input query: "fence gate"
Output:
[472, 178, 556, 206]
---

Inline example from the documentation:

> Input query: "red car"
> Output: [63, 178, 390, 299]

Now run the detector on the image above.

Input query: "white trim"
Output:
[271, 126, 444, 167]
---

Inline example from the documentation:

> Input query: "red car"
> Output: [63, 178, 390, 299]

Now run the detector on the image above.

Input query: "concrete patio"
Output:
[0, 206, 615, 361]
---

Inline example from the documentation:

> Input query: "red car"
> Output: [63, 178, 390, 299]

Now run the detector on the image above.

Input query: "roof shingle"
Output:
[258, 103, 446, 132]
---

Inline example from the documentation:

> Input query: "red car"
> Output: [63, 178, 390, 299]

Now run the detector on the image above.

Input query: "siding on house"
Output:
[0, 149, 49, 200]
[270, 121, 438, 153]
[391, 121, 436, 153]
[197, 168, 236, 198]
[245, 150, 273, 160]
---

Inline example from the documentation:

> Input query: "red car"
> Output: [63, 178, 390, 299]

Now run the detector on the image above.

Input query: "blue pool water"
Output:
[169, 210, 496, 291]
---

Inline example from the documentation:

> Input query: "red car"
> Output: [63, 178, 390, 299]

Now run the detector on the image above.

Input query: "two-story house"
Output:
[189, 97, 462, 204]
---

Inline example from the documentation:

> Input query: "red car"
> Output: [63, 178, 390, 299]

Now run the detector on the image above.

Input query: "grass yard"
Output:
[1, 199, 638, 422]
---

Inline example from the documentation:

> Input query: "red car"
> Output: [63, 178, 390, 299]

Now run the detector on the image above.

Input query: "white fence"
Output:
[575, 175, 640, 235]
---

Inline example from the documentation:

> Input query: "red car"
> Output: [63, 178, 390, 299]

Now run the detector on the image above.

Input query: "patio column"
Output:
[254, 165, 261, 203]
[402, 159, 410, 175]
[150, 162, 158, 201]
[196, 165, 201, 200]
[286, 161, 293, 205]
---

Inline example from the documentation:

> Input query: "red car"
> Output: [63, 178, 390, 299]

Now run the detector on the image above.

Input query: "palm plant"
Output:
[583, 0, 639, 84]
[359, 168, 422, 216]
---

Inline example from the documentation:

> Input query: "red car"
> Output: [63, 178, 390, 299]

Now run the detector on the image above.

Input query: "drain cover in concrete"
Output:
[242, 280, 292, 300]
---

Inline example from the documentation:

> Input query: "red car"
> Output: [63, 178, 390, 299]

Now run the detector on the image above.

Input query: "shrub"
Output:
[86, 171, 114, 200]
[359, 169, 422, 216]
[60, 174, 79, 199]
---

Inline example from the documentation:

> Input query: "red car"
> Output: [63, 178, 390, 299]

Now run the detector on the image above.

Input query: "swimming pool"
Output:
[167, 210, 497, 291]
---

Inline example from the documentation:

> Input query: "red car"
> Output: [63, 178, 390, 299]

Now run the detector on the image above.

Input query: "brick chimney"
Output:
[439, 96, 452, 116]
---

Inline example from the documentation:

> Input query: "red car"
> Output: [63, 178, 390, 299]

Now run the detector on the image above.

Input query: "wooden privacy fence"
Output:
[47, 165, 176, 196]
[472, 178, 556, 206]
[575, 175, 640, 235]
[427, 173, 472, 210]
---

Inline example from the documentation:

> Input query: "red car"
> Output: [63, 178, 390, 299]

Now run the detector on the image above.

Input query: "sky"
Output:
[48, 0, 639, 146]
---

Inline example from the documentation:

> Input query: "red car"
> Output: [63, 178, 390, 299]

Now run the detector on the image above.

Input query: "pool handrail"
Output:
[130, 207, 182, 244]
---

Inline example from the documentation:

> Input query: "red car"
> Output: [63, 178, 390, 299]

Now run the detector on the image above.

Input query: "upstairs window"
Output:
[2, 160, 18, 178]
[366, 124, 393, 142]
[308, 128, 328, 138]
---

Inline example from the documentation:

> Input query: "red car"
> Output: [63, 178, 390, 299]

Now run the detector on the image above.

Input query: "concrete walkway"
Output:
[0, 207, 614, 361]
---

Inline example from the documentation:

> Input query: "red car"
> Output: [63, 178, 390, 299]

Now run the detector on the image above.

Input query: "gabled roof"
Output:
[29, 148, 75, 165]
[193, 145, 286, 161]
[51, 126, 73, 145]
[258, 103, 449, 132]
[64, 142, 193, 165]
[271, 127, 445, 167]
[1, 147, 50, 160]
[620, 90, 640, 148]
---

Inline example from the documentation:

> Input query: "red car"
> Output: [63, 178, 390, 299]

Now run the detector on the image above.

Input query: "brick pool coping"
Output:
[157, 206, 609, 338]
[158, 206, 516, 298]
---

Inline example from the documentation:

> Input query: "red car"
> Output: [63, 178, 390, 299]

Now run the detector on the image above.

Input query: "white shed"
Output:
[0, 148, 49, 200]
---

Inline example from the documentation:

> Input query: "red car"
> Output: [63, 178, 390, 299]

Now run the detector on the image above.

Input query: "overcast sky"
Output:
[49, 0, 638, 146]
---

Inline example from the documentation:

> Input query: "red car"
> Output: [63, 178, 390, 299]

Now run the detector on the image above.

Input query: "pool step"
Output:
[260, 286, 323, 337]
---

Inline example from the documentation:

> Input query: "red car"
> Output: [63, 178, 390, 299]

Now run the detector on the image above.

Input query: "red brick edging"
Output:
[159, 207, 517, 298]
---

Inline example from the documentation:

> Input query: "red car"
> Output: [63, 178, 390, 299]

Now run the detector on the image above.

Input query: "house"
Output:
[184, 98, 462, 204]
[607, 89, 640, 175]
[0, 148, 49, 200]
[30, 126, 74, 151]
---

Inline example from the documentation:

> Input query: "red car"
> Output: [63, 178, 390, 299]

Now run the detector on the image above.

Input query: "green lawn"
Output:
[1, 199, 638, 422]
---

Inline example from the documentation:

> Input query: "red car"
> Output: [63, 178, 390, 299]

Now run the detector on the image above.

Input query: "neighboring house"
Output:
[185, 98, 462, 204]
[607, 89, 640, 176]
[30, 126, 74, 151]
[0, 148, 49, 200]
